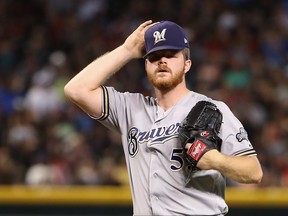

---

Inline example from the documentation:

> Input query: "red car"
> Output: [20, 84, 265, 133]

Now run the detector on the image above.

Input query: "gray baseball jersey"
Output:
[91, 86, 256, 216]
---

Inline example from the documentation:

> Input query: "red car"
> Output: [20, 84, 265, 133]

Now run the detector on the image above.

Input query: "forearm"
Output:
[198, 151, 263, 184]
[65, 45, 133, 93]
[212, 153, 262, 184]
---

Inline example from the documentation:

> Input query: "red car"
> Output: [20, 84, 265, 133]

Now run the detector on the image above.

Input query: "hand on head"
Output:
[123, 20, 157, 59]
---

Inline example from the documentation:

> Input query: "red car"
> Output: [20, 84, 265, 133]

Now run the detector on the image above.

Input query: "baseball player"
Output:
[64, 20, 263, 215]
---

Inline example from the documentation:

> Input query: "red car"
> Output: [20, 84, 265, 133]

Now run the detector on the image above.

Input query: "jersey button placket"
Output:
[149, 151, 160, 212]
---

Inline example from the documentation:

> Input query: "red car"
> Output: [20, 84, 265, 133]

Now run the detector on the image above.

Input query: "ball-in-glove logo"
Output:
[200, 131, 210, 137]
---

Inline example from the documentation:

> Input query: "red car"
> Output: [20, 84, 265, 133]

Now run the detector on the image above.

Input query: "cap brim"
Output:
[143, 45, 186, 58]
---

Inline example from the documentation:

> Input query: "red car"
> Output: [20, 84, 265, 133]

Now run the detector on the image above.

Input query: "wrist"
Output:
[209, 151, 225, 170]
[121, 42, 144, 59]
[198, 150, 223, 170]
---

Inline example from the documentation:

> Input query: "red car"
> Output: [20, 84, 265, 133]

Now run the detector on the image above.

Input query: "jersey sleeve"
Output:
[89, 86, 125, 133]
[89, 85, 156, 134]
[91, 85, 110, 121]
[216, 101, 257, 157]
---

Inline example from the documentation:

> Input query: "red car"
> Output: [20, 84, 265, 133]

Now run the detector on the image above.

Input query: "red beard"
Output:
[148, 65, 185, 91]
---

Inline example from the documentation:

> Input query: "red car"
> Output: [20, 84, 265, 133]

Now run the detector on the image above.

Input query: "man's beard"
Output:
[148, 66, 185, 91]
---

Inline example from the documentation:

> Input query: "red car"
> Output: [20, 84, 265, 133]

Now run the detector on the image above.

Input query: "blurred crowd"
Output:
[0, 0, 288, 187]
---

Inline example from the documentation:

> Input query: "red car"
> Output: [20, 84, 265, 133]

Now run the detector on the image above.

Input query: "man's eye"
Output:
[147, 51, 177, 62]
[148, 55, 161, 62]
[166, 54, 175, 58]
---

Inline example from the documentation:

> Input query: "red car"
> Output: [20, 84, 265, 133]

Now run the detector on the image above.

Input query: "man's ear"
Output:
[184, 59, 192, 74]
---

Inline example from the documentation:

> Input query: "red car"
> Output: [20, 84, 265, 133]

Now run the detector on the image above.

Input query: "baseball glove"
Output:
[178, 100, 223, 171]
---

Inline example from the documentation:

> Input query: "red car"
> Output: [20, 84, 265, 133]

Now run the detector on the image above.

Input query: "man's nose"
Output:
[158, 57, 167, 65]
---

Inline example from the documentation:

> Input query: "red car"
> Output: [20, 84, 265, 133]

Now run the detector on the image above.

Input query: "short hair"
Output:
[182, 48, 190, 60]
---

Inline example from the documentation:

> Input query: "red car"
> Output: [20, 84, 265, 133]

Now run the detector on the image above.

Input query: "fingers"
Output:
[185, 143, 192, 150]
[138, 20, 159, 32]
[134, 20, 152, 34]
[138, 20, 153, 30]
[122, 20, 158, 58]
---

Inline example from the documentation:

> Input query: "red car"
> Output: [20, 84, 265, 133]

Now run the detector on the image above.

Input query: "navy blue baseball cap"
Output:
[144, 21, 190, 58]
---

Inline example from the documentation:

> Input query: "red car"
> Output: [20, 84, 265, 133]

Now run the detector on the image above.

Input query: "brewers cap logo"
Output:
[153, 28, 167, 44]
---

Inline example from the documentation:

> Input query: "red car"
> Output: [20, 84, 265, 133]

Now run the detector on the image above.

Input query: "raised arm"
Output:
[64, 20, 154, 117]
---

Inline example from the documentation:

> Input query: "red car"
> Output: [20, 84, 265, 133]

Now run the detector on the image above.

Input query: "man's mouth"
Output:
[158, 69, 168, 73]
[157, 67, 170, 73]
